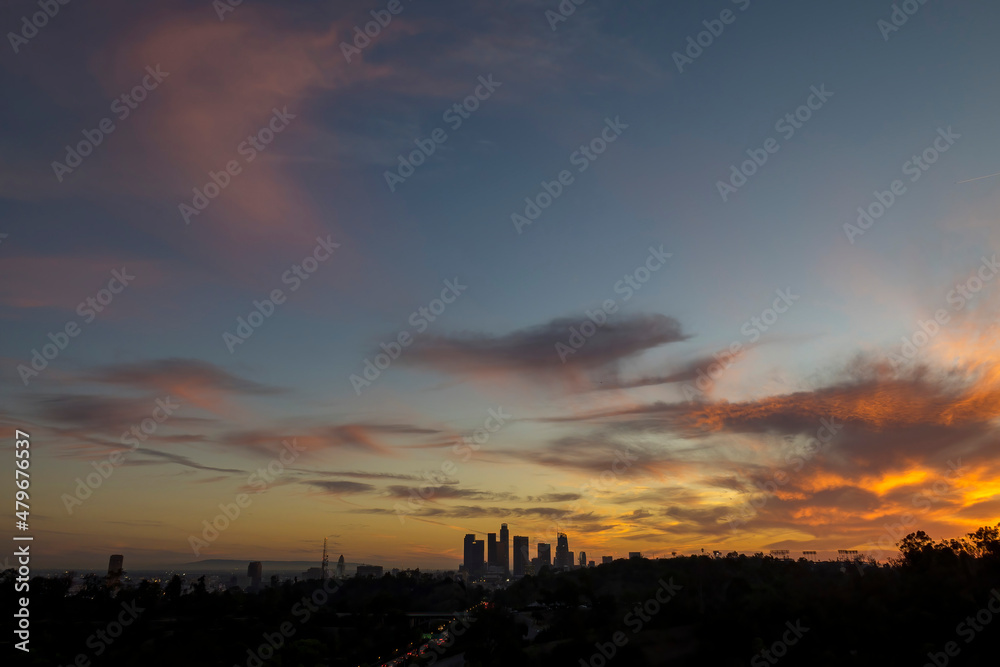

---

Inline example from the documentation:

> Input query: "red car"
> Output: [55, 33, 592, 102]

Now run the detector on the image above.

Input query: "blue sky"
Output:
[2, 0, 1000, 569]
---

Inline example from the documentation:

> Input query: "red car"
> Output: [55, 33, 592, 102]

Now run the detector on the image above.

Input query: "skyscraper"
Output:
[487, 532, 498, 567]
[556, 533, 570, 568]
[579, 551, 587, 567]
[248, 561, 262, 588]
[499, 523, 509, 573]
[472, 539, 485, 577]
[512, 536, 529, 576]
[464, 534, 476, 576]
[337, 554, 345, 579]
[107, 554, 123, 588]
[538, 543, 551, 566]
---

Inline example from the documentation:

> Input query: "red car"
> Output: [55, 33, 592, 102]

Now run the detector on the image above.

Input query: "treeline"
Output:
[470, 523, 1000, 666]
[3, 524, 999, 666]
[1, 569, 480, 667]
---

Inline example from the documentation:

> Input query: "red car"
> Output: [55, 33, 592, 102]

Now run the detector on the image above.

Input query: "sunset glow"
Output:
[2, 0, 999, 576]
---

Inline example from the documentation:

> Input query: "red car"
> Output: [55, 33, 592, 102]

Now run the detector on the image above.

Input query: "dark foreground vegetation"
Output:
[3, 524, 999, 667]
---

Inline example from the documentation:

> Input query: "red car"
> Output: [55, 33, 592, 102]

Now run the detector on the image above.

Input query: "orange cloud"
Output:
[681, 372, 1000, 434]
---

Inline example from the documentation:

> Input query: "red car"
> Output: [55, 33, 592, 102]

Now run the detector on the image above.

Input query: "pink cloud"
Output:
[0, 256, 166, 311]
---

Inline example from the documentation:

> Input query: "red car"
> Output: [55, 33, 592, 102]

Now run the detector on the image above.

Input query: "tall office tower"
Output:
[512, 536, 529, 576]
[107, 554, 124, 587]
[248, 561, 263, 588]
[568, 552, 575, 568]
[472, 539, 485, 577]
[538, 543, 552, 566]
[579, 551, 587, 567]
[463, 534, 476, 575]
[499, 523, 510, 573]
[337, 555, 345, 579]
[487, 533, 498, 567]
[556, 533, 570, 568]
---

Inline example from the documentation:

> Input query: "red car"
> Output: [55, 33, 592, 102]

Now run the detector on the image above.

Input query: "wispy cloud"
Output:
[403, 313, 689, 382]
[306, 480, 376, 495]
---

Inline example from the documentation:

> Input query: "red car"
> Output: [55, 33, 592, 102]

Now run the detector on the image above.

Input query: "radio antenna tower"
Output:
[321, 537, 329, 581]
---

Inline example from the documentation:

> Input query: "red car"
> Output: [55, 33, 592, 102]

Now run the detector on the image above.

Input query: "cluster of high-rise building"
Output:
[463, 527, 602, 579]
[463, 523, 510, 578]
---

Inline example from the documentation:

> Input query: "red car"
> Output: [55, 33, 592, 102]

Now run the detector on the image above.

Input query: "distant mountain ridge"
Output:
[183, 558, 363, 570]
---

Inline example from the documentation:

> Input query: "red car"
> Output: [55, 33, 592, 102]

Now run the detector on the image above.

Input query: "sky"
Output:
[2, 0, 1000, 571]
